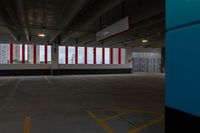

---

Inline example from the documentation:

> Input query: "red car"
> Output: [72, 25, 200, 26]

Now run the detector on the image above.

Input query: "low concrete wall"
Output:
[0, 64, 132, 76]
[0, 64, 131, 70]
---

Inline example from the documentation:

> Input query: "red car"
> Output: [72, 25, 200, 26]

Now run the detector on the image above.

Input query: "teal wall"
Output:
[166, 0, 200, 116]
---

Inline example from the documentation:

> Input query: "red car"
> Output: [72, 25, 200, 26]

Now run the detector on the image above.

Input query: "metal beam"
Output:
[0, 1, 18, 41]
[49, 0, 92, 43]
[61, 0, 124, 43]
[15, 0, 30, 41]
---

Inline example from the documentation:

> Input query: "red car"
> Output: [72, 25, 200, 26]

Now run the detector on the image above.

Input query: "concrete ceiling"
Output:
[0, 0, 165, 48]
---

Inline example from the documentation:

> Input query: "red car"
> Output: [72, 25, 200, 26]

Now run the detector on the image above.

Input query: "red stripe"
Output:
[65, 46, 68, 64]
[10, 43, 13, 64]
[102, 48, 105, 64]
[93, 47, 96, 64]
[75, 46, 78, 64]
[118, 48, 121, 64]
[84, 47, 87, 64]
[33, 45, 36, 64]
[45, 45, 48, 64]
[22, 44, 25, 64]
[110, 48, 113, 64]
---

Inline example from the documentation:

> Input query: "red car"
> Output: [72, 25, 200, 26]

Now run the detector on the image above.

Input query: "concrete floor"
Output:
[0, 74, 164, 133]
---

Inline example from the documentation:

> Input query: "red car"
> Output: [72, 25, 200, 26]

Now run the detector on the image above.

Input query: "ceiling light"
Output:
[38, 33, 46, 37]
[142, 39, 148, 43]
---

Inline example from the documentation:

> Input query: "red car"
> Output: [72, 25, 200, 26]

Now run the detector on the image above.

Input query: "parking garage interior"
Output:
[0, 0, 199, 132]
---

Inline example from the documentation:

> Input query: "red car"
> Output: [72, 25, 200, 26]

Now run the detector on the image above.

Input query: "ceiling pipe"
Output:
[61, 0, 125, 43]
[49, 0, 92, 44]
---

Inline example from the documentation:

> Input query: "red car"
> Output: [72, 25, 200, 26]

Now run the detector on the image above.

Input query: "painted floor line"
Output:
[23, 116, 31, 133]
[87, 109, 164, 133]
[0, 77, 11, 87]
[87, 110, 116, 133]
[128, 115, 164, 133]
[103, 110, 136, 121]
[44, 76, 52, 84]
[103, 110, 163, 121]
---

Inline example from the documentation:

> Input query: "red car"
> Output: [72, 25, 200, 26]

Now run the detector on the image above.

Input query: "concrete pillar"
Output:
[125, 48, 133, 68]
[51, 43, 59, 75]
[166, 0, 200, 130]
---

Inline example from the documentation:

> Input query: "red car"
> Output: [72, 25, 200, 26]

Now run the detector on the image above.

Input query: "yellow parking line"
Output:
[44, 76, 52, 84]
[23, 116, 31, 133]
[0, 77, 11, 87]
[103, 110, 163, 121]
[87, 111, 115, 133]
[128, 115, 164, 133]
[103, 110, 135, 121]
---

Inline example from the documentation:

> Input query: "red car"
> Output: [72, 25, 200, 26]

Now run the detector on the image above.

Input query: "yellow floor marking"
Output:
[23, 116, 31, 133]
[103, 110, 163, 121]
[103, 110, 136, 121]
[44, 76, 52, 84]
[128, 115, 164, 133]
[0, 77, 11, 87]
[87, 111, 116, 133]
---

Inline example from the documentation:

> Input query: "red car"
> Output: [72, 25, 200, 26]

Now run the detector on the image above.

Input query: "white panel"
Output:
[40, 45, 45, 64]
[96, 48, 102, 64]
[78, 47, 84, 64]
[59, 46, 66, 64]
[121, 49, 126, 64]
[87, 47, 94, 64]
[68, 46, 75, 64]
[113, 48, 118, 64]
[105, 48, 110, 64]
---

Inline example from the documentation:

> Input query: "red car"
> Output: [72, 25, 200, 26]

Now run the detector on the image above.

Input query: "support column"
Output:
[75, 46, 78, 64]
[45, 45, 48, 64]
[10, 43, 13, 64]
[33, 45, 36, 64]
[125, 48, 133, 68]
[51, 43, 59, 75]
[84, 47, 87, 64]
[22, 44, 25, 64]
[93, 47, 96, 64]
[166, 0, 200, 131]
[102, 48, 105, 64]
[65, 46, 68, 64]
[118, 48, 121, 64]
[110, 48, 113, 64]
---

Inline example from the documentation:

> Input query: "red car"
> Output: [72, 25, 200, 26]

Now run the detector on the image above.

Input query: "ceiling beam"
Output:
[15, 0, 30, 41]
[0, 1, 18, 41]
[61, 0, 124, 43]
[49, 0, 92, 44]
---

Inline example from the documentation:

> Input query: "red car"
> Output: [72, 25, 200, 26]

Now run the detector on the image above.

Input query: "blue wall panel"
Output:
[166, 24, 200, 117]
[166, 0, 200, 29]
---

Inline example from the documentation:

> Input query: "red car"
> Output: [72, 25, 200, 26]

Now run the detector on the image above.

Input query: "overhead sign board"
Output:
[96, 17, 131, 41]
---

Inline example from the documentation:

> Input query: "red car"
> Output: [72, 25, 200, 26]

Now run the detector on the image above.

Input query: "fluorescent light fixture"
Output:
[142, 39, 148, 43]
[38, 33, 46, 37]
[104, 31, 110, 35]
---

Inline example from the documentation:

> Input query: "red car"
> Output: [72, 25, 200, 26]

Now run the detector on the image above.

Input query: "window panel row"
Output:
[58, 46, 126, 65]
[0, 44, 126, 65]
[0, 44, 51, 64]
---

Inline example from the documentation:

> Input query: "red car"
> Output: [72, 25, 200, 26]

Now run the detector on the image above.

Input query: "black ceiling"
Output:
[0, 0, 165, 48]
